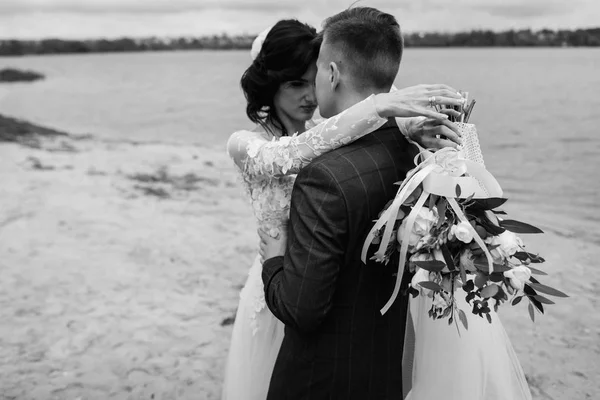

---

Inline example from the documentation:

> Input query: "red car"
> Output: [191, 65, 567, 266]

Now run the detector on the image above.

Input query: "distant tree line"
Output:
[1, 28, 599, 56]
[404, 28, 600, 47]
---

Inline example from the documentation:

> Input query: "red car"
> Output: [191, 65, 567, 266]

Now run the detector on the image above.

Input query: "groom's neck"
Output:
[336, 86, 387, 115]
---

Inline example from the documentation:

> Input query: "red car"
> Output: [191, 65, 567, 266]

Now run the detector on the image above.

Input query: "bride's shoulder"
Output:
[227, 126, 272, 157]
[229, 125, 270, 139]
[228, 127, 262, 142]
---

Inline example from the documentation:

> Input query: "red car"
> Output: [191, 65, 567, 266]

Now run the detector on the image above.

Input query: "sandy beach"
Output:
[0, 118, 598, 400]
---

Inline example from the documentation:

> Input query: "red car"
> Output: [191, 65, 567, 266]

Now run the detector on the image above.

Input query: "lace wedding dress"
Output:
[222, 95, 402, 400]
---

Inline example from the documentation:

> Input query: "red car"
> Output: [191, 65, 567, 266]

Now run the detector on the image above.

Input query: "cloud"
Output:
[471, 0, 573, 19]
[0, 0, 302, 15]
[0, 0, 598, 39]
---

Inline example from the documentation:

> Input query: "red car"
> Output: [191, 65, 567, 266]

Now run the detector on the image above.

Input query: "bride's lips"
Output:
[300, 105, 317, 113]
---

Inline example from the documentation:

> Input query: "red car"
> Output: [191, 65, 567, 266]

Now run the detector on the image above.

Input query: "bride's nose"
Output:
[304, 84, 316, 104]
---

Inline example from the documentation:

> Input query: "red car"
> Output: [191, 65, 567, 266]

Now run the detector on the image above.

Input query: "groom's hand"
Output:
[408, 115, 462, 150]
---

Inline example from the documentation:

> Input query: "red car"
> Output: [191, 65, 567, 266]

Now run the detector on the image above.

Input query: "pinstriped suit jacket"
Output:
[262, 119, 418, 400]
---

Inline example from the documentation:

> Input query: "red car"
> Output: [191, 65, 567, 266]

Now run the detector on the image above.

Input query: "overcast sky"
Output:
[1, 0, 598, 39]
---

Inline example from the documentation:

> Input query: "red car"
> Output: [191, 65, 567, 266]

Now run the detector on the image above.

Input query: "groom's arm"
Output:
[262, 162, 347, 333]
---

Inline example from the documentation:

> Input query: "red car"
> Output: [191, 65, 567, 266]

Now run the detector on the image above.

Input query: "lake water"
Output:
[1, 48, 599, 243]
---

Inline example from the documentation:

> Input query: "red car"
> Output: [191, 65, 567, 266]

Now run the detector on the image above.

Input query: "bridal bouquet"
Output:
[362, 98, 567, 329]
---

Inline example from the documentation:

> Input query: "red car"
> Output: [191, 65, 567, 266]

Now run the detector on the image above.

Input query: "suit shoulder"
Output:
[310, 128, 416, 173]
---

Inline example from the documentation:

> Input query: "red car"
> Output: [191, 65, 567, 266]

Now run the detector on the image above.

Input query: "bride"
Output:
[222, 19, 464, 399]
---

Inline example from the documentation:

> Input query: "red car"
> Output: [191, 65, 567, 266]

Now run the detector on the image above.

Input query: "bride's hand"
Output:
[374, 84, 465, 120]
[258, 226, 288, 262]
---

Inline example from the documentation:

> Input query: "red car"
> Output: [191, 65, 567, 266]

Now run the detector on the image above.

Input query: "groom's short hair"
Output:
[320, 7, 403, 92]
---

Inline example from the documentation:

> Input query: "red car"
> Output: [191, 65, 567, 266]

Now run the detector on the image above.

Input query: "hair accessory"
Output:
[251, 26, 274, 61]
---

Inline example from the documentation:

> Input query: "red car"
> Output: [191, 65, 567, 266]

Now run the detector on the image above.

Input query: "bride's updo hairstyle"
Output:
[241, 19, 318, 135]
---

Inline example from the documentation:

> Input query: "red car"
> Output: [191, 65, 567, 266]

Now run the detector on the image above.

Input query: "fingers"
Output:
[438, 128, 461, 145]
[423, 84, 460, 94]
[418, 109, 450, 121]
[424, 120, 461, 144]
[258, 228, 279, 241]
[440, 109, 461, 119]
[434, 138, 460, 149]
[434, 96, 465, 108]
[423, 136, 459, 150]
[431, 88, 463, 100]
[259, 241, 266, 261]
[257, 228, 269, 242]
[435, 118, 461, 135]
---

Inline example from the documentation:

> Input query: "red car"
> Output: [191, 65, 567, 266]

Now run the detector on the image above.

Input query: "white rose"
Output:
[410, 263, 431, 290]
[487, 231, 524, 260]
[459, 248, 477, 273]
[435, 151, 467, 177]
[503, 265, 532, 291]
[398, 207, 437, 247]
[432, 292, 448, 309]
[450, 221, 474, 244]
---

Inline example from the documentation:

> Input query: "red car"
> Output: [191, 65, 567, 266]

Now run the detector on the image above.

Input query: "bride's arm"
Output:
[226, 95, 387, 178]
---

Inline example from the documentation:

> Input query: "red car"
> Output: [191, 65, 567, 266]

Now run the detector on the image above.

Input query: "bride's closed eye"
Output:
[286, 80, 312, 89]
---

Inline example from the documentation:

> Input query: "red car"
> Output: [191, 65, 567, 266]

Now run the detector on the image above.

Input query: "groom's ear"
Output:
[329, 62, 340, 91]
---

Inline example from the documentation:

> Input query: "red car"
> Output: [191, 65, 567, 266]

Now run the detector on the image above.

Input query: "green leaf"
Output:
[512, 296, 523, 306]
[491, 210, 507, 215]
[418, 281, 443, 292]
[495, 285, 508, 301]
[514, 251, 545, 263]
[473, 258, 506, 273]
[428, 194, 438, 210]
[455, 184, 462, 197]
[480, 284, 499, 299]
[486, 313, 492, 324]
[492, 263, 512, 273]
[528, 294, 545, 314]
[442, 306, 452, 318]
[458, 309, 469, 330]
[533, 294, 555, 305]
[462, 279, 475, 292]
[523, 284, 537, 297]
[471, 197, 508, 210]
[529, 283, 568, 298]
[476, 216, 505, 235]
[499, 220, 544, 234]
[527, 266, 548, 276]
[436, 200, 447, 229]
[413, 260, 446, 273]
[474, 272, 488, 289]
[440, 244, 456, 271]
[528, 303, 535, 322]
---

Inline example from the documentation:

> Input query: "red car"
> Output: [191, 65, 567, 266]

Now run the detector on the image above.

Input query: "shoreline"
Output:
[0, 117, 598, 399]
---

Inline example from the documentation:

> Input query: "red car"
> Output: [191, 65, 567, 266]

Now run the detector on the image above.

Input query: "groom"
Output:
[260, 7, 418, 399]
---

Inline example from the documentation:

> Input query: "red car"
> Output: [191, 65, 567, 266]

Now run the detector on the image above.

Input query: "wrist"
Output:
[373, 93, 391, 118]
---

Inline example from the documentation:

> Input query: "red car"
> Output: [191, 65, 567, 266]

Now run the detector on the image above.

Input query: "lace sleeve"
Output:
[226, 94, 387, 179]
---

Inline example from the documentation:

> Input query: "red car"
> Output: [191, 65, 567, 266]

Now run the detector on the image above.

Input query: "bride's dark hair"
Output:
[241, 19, 318, 136]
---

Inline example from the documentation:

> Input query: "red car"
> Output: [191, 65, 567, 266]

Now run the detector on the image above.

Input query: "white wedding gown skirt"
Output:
[222, 255, 285, 400]
[405, 290, 532, 400]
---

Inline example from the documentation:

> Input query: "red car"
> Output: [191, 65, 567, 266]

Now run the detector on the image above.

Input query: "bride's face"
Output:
[273, 63, 318, 125]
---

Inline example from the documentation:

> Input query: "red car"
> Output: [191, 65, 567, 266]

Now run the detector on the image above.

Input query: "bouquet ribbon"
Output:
[361, 147, 503, 315]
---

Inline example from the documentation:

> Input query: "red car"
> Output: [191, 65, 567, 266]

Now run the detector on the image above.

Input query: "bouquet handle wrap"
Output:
[361, 123, 504, 315]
